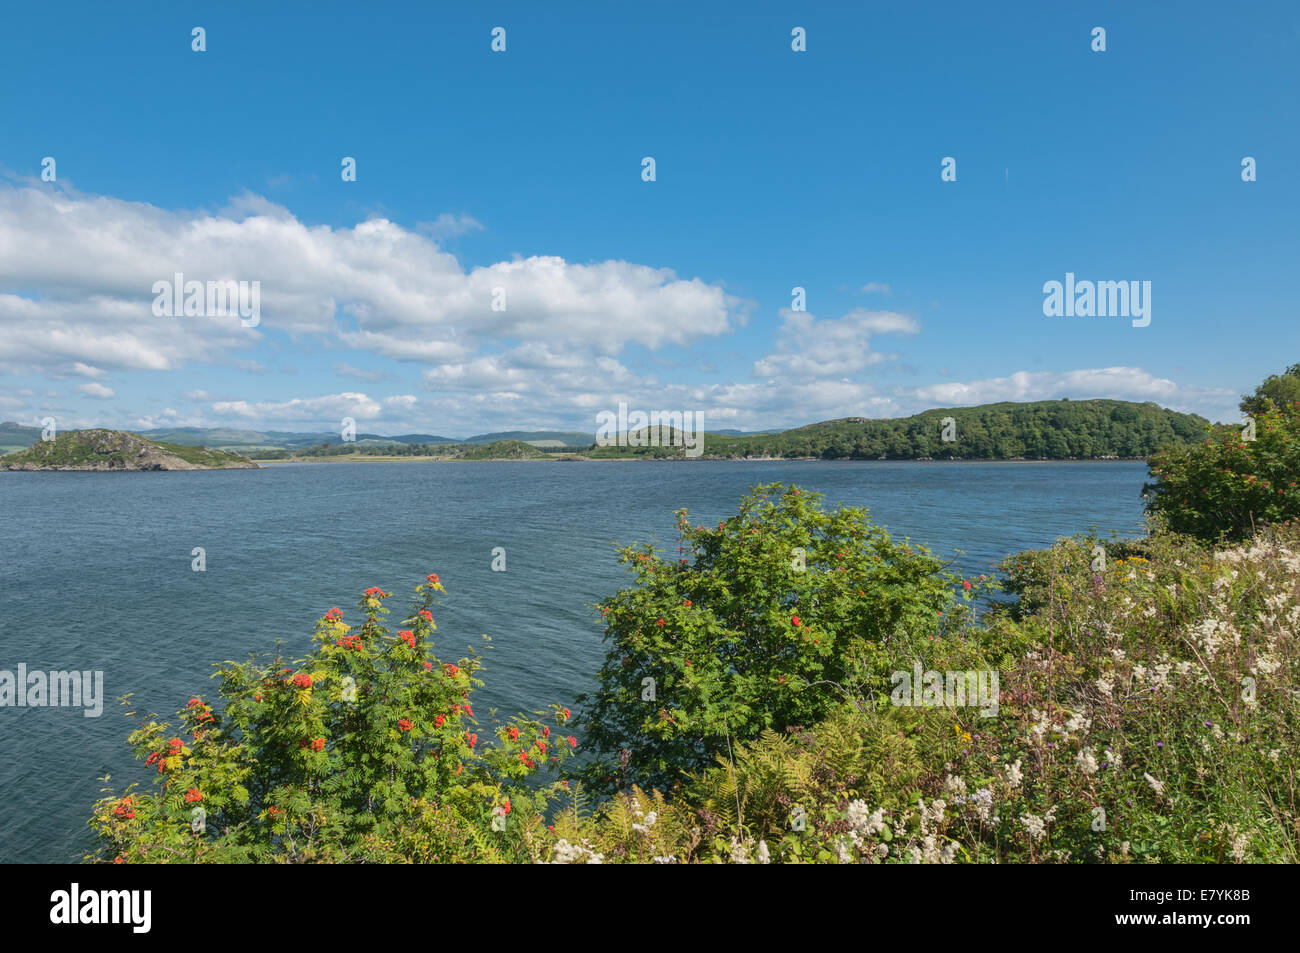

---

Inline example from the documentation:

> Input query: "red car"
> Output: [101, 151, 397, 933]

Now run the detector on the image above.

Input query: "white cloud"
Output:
[0, 185, 745, 378]
[860, 282, 892, 296]
[417, 213, 485, 239]
[208, 392, 387, 422]
[754, 308, 919, 379]
[77, 382, 115, 399]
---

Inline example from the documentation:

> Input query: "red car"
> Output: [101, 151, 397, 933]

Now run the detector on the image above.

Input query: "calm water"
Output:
[0, 460, 1149, 862]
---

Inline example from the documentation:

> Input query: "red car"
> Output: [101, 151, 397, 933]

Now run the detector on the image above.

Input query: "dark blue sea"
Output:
[0, 460, 1150, 862]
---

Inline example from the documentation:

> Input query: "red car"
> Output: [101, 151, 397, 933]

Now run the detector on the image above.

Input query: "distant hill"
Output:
[0, 400, 1212, 463]
[694, 399, 1210, 460]
[456, 440, 552, 460]
[0, 421, 42, 453]
[0, 429, 259, 471]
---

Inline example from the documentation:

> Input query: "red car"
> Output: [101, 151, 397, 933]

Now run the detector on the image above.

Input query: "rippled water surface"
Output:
[0, 460, 1150, 861]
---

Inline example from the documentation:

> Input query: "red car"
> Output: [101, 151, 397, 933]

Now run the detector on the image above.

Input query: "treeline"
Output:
[255, 442, 463, 460]
[251, 399, 1210, 462]
[702, 400, 1208, 460]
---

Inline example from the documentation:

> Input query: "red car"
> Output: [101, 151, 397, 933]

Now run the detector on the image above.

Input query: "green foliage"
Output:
[1240, 362, 1300, 416]
[87, 576, 578, 863]
[577, 482, 978, 793]
[595, 399, 1206, 460]
[1144, 401, 1300, 541]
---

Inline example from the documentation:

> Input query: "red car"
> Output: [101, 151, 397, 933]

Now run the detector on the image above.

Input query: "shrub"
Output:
[1144, 401, 1300, 541]
[577, 482, 978, 794]
[87, 575, 577, 863]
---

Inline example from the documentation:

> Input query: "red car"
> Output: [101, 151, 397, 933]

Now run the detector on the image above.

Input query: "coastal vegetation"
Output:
[84, 370, 1299, 862]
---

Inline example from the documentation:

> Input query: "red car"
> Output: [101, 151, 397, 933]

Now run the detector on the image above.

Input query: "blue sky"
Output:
[1, 0, 1296, 435]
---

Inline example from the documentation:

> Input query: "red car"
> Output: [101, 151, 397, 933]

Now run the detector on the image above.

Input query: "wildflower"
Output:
[1004, 759, 1023, 788]
[756, 841, 771, 864]
[1143, 773, 1165, 798]
[1076, 747, 1099, 776]
[1020, 813, 1047, 842]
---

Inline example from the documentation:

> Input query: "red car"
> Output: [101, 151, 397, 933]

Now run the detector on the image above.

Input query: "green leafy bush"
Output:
[577, 482, 977, 794]
[88, 575, 578, 863]
[1145, 401, 1300, 541]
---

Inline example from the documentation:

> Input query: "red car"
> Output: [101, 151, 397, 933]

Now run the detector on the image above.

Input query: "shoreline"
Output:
[248, 454, 1153, 465]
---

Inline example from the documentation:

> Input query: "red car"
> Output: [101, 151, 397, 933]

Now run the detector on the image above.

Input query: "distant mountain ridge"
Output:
[0, 400, 1210, 461]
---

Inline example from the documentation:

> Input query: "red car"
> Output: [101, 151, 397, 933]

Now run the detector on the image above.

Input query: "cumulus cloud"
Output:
[754, 308, 920, 379]
[0, 185, 745, 378]
[77, 382, 115, 399]
[209, 392, 392, 422]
